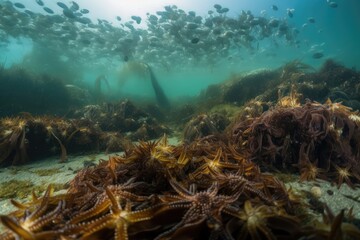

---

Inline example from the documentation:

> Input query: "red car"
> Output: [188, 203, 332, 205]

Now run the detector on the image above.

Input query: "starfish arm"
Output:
[0, 215, 35, 240]
[69, 200, 111, 224]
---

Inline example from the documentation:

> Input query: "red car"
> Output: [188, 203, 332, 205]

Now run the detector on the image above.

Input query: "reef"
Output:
[72, 100, 170, 141]
[0, 115, 98, 166]
[183, 113, 230, 143]
[200, 59, 360, 110]
[0, 100, 169, 166]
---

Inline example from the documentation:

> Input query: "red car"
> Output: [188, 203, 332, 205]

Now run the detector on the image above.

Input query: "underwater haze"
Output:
[3, 2, 360, 239]
[0, 0, 359, 101]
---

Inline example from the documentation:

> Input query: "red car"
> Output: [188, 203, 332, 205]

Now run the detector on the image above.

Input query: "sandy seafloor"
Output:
[0, 137, 360, 233]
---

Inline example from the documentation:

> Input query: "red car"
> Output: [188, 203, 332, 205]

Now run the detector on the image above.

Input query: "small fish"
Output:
[24, 9, 35, 17]
[70, 1, 79, 11]
[287, 8, 294, 18]
[63, 9, 76, 18]
[148, 14, 158, 21]
[188, 11, 196, 17]
[80, 9, 89, 14]
[312, 52, 324, 59]
[164, 5, 172, 12]
[57, 2, 68, 9]
[219, 7, 229, 13]
[191, 38, 200, 44]
[187, 22, 198, 29]
[328, 2, 338, 8]
[14, 2, 25, 8]
[214, 4, 222, 10]
[43, 7, 54, 14]
[77, 17, 91, 24]
[308, 17, 315, 23]
[125, 22, 135, 30]
[272, 5, 278, 11]
[131, 16, 141, 24]
[116, 16, 121, 21]
[35, 0, 44, 6]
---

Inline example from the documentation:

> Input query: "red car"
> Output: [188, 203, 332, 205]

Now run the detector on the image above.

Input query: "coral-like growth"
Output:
[231, 96, 360, 188]
[183, 113, 229, 143]
[0, 117, 29, 165]
[225, 200, 300, 239]
[0, 115, 124, 166]
[0, 99, 171, 166]
[72, 100, 170, 140]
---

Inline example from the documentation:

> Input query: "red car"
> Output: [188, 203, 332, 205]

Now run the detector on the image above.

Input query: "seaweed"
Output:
[0, 180, 34, 199]
[147, 64, 171, 109]
[30, 167, 63, 177]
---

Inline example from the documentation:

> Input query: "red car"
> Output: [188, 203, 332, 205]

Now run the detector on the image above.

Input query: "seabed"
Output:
[1, 146, 360, 234]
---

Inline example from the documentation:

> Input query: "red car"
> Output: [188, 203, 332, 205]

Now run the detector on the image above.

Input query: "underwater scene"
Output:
[1, 0, 360, 239]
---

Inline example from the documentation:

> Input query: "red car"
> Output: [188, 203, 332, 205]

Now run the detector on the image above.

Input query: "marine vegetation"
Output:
[72, 100, 170, 140]
[199, 69, 281, 107]
[279, 59, 315, 81]
[0, 180, 34, 199]
[1, 135, 360, 239]
[183, 113, 229, 143]
[0, 115, 109, 166]
[200, 60, 360, 110]
[0, 98, 171, 166]
[94, 74, 110, 103]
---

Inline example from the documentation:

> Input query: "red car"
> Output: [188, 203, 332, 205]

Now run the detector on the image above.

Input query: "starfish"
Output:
[156, 178, 245, 239]
[224, 200, 299, 240]
[190, 148, 239, 180]
[69, 178, 147, 225]
[0, 185, 63, 240]
[75, 186, 162, 240]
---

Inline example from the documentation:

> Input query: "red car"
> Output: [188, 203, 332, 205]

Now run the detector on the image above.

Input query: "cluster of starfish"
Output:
[1, 133, 360, 239]
[232, 97, 360, 189]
